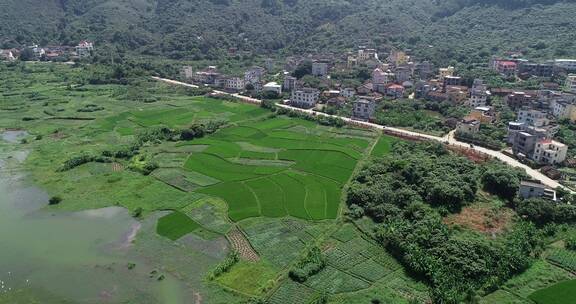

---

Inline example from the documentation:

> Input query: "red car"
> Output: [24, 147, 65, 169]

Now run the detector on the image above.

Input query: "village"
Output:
[179, 47, 576, 199]
[3, 41, 576, 200]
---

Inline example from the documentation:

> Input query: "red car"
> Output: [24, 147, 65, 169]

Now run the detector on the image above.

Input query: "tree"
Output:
[481, 163, 524, 201]
[19, 48, 35, 61]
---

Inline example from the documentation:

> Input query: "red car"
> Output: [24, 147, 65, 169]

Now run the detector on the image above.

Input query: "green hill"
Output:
[1, 0, 575, 63]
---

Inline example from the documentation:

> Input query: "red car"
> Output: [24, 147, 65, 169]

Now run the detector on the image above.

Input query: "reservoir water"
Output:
[0, 131, 189, 303]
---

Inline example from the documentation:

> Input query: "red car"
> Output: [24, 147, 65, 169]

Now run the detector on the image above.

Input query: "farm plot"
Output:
[529, 279, 576, 304]
[182, 117, 372, 222]
[546, 248, 576, 272]
[156, 210, 201, 241]
[268, 280, 317, 304]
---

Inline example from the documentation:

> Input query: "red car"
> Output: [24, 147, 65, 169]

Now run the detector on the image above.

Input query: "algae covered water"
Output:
[0, 131, 189, 303]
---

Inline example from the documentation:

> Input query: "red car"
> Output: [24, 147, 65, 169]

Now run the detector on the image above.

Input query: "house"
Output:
[358, 48, 377, 61]
[357, 83, 373, 95]
[467, 106, 496, 124]
[554, 59, 576, 72]
[446, 86, 469, 104]
[517, 108, 550, 127]
[388, 50, 409, 66]
[415, 81, 432, 99]
[347, 55, 358, 68]
[443, 76, 461, 89]
[416, 61, 434, 80]
[75, 40, 94, 58]
[352, 99, 376, 121]
[506, 91, 538, 109]
[495, 61, 517, 77]
[193, 67, 221, 84]
[513, 131, 539, 157]
[245, 67, 266, 85]
[0, 50, 15, 61]
[225, 77, 245, 91]
[312, 61, 329, 77]
[566, 74, 576, 94]
[340, 88, 356, 99]
[439, 66, 455, 79]
[385, 84, 405, 99]
[456, 119, 480, 135]
[322, 90, 340, 99]
[518, 62, 555, 78]
[552, 100, 576, 121]
[283, 76, 297, 92]
[533, 139, 568, 165]
[372, 68, 394, 85]
[182, 66, 194, 79]
[468, 79, 489, 108]
[426, 91, 448, 102]
[519, 181, 557, 201]
[263, 82, 282, 95]
[326, 97, 346, 108]
[291, 88, 320, 108]
[394, 66, 411, 83]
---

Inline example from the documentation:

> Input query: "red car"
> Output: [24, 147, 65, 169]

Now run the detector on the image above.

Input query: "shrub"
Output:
[288, 246, 326, 282]
[49, 196, 62, 205]
[207, 251, 240, 280]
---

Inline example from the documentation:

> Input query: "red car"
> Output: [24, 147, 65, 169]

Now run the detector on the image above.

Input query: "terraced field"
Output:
[185, 117, 372, 221]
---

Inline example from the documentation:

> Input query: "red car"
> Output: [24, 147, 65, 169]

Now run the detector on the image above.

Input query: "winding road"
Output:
[153, 76, 568, 191]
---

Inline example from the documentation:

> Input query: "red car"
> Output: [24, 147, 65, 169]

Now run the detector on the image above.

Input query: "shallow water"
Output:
[0, 132, 189, 303]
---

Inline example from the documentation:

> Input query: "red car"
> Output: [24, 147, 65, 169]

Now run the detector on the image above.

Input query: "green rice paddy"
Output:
[529, 279, 576, 304]
[156, 210, 201, 240]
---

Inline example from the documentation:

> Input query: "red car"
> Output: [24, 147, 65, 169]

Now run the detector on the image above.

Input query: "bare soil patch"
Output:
[444, 205, 514, 236]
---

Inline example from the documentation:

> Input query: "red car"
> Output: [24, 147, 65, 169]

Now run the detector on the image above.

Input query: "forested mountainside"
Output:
[1, 0, 575, 63]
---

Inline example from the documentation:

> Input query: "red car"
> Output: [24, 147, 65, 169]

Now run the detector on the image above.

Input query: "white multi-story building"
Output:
[225, 77, 245, 91]
[291, 88, 320, 108]
[352, 99, 375, 121]
[340, 88, 356, 99]
[468, 79, 488, 108]
[263, 82, 282, 95]
[517, 108, 550, 127]
[182, 66, 194, 79]
[358, 48, 377, 61]
[533, 139, 568, 165]
[566, 74, 576, 93]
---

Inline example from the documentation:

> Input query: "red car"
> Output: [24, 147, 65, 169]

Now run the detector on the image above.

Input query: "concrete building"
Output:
[75, 40, 94, 58]
[182, 66, 194, 79]
[340, 88, 356, 99]
[467, 106, 496, 124]
[457, 119, 480, 135]
[519, 181, 557, 201]
[506, 91, 538, 109]
[512, 131, 539, 157]
[443, 76, 462, 89]
[439, 66, 455, 79]
[290, 88, 320, 108]
[533, 139, 568, 165]
[358, 48, 377, 61]
[312, 61, 329, 77]
[552, 100, 576, 121]
[416, 61, 433, 80]
[283, 76, 297, 92]
[394, 66, 411, 83]
[372, 68, 393, 85]
[385, 84, 405, 99]
[518, 62, 555, 78]
[467, 79, 488, 108]
[517, 108, 550, 127]
[495, 60, 517, 77]
[245, 66, 266, 84]
[566, 74, 576, 94]
[263, 82, 282, 95]
[555, 59, 576, 72]
[352, 99, 376, 121]
[0, 50, 15, 61]
[225, 77, 245, 91]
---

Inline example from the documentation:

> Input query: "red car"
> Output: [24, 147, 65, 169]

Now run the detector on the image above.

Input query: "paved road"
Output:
[153, 76, 567, 190]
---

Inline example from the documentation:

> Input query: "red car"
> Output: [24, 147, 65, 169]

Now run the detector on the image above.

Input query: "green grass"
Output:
[371, 135, 396, 157]
[502, 260, 573, 299]
[156, 210, 201, 241]
[216, 261, 277, 296]
[529, 279, 576, 304]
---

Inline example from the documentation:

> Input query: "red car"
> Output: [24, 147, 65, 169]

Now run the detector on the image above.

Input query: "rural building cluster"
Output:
[180, 47, 576, 192]
[0, 40, 94, 62]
